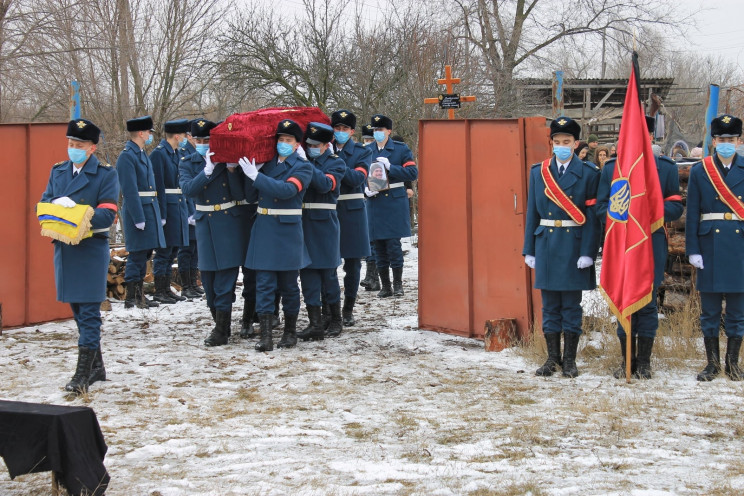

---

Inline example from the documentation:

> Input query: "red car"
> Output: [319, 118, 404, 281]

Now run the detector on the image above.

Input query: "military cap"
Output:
[191, 118, 217, 138]
[361, 124, 374, 138]
[331, 109, 357, 129]
[163, 119, 189, 134]
[305, 122, 334, 145]
[711, 114, 742, 137]
[126, 115, 154, 132]
[276, 119, 303, 142]
[66, 118, 100, 144]
[587, 134, 599, 143]
[371, 114, 393, 130]
[550, 117, 581, 140]
[645, 116, 656, 134]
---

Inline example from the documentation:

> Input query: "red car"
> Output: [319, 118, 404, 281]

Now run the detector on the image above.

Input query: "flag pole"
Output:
[626, 323, 632, 383]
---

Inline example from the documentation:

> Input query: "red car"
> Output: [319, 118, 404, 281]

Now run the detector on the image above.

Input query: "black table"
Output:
[0, 400, 109, 495]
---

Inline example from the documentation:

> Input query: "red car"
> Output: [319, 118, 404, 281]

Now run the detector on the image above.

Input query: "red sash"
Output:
[702, 156, 744, 219]
[540, 159, 586, 225]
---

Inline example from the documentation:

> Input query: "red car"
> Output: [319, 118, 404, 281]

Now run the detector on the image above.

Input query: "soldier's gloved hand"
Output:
[376, 156, 391, 170]
[135, 222, 146, 230]
[52, 196, 76, 208]
[364, 186, 378, 197]
[204, 151, 216, 176]
[524, 255, 535, 269]
[689, 254, 704, 269]
[188, 215, 195, 226]
[577, 256, 594, 269]
[239, 157, 258, 180]
[161, 218, 166, 226]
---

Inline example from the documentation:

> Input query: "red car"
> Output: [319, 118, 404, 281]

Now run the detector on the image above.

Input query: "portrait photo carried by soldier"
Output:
[367, 161, 389, 192]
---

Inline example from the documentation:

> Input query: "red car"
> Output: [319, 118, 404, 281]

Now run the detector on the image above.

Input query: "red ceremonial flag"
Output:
[599, 53, 664, 332]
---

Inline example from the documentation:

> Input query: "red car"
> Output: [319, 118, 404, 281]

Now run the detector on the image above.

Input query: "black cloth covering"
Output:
[0, 400, 109, 495]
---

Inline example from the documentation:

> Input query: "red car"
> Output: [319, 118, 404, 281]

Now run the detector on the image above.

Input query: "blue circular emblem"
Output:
[608, 179, 630, 222]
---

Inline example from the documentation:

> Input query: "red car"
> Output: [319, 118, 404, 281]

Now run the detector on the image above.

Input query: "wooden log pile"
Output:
[107, 247, 128, 300]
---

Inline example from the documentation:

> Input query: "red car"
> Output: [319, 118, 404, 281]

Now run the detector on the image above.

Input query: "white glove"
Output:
[204, 151, 215, 176]
[376, 156, 391, 170]
[524, 255, 535, 269]
[364, 186, 378, 197]
[135, 222, 145, 230]
[295, 146, 307, 160]
[52, 196, 76, 208]
[188, 215, 195, 226]
[689, 254, 704, 269]
[161, 218, 166, 226]
[239, 157, 258, 180]
[577, 256, 594, 269]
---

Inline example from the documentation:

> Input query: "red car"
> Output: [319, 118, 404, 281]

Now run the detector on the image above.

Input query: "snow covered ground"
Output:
[3, 239, 744, 495]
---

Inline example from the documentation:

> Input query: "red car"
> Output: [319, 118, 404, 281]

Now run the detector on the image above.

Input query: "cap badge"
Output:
[558, 119, 567, 126]
[723, 116, 732, 124]
[77, 120, 86, 129]
[340, 112, 347, 118]
[198, 120, 205, 127]
[228, 123, 233, 131]
[283, 121, 291, 128]
[374, 116, 380, 122]
[310, 127, 317, 133]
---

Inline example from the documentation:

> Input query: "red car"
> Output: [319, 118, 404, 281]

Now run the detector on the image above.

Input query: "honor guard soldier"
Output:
[359, 123, 380, 291]
[365, 114, 418, 297]
[295, 122, 346, 340]
[40, 119, 120, 394]
[240, 119, 313, 352]
[180, 118, 249, 346]
[150, 118, 191, 304]
[597, 116, 683, 379]
[523, 117, 600, 378]
[331, 110, 372, 326]
[686, 114, 744, 381]
[116, 116, 166, 309]
[178, 123, 203, 298]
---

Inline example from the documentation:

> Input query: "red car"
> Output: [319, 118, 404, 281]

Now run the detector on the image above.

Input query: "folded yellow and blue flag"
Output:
[37, 202, 95, 245]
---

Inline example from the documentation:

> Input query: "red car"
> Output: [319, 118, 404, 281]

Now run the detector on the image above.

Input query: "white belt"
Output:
[701, 213, 742, 221]
[338, 193, 365, 201]
[257, 207, 302, 215]
[91, 228, 110, 234]
[195, 201, 236, 212]
[540, 219, 579, 227]
[303, 203, 336, 210]
[139, 191, 157, 197]
[165, 188, 182, 194]
[389, 182, 405, 189]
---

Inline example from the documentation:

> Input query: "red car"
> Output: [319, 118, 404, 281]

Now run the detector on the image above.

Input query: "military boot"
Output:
[124, 281, 138, 309]
[297, 306, 324, 341]
[562, 332, 580, 378]
[725, 336, 743, 381]
[326, 302, 343, 338]
[137, 280, 159, 308]
[377, 268, 393, 298]
[88, 346, 106, 385]
[191, 268, 205, 295]
[65, 346, 96, 395]
[368, 264, 381, 292]
[204, 310, 230, 347]
[179, 270, 201, 299]
[342, 297, 356, 327]
[240, 299, 257, 339]
[152, 275, 177, 304]
[392, 267, 405, 297]
[360, 260, 376, 289]
[697, 337, 721, 381]
[277, 313, 299, 349]
[535, 332, 562, 376]
[321, 301, 331, 331]
[613, 334, 637, 379]
[166, 273, 186, 301]
[634, 336, 654, 379]
[255, 313, 274, 352]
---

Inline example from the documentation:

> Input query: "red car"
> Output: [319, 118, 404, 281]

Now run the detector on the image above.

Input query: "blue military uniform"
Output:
[151, 133, 189, 265]
[176, 140, 202, 297]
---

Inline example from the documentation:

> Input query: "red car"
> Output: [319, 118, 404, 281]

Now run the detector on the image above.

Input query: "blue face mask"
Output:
[308, 146, 323, 158]
[145, 134, 154, 146]
[334, 131, 350, 144]
[179, 137, 188, 148]
[716, 142, 736, 159]
[195, 144, 209, 157]
[277, 142, 294, 157]
[67, 148, 88, 164]
[374, 131, 386, 143]
[553, 145, 573, 162]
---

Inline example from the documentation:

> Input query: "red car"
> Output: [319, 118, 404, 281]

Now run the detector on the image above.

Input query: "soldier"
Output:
[361, 124, 375, 146]
[597, 116, 683, 379]
[687, 114, 744, 381]
[523, 117, 600, 378]
[331, 110, 372, 326]
[40, 119, 119, 394]
[365, 114, 418, 297]
[177, 125, 203, 299]
[359, 124, 380, 291]
[240, 119, 313, 351]
[150, 119, 191, 304]
[179, 118, 250, 346]
[116, 116, 166, 309]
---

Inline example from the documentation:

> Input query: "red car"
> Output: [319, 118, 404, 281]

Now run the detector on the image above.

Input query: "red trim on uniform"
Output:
[355, 167, 368, 177]
[286, 177, 303, 192]
[584, 198, 597, 206]
[325, 174, 337, 190]
[402, 161, 416, 167]
[97, 203, 118, 212]
[664, 195, 682, 202]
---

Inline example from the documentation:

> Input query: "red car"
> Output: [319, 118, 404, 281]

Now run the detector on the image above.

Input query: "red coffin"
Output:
[209, 107, 331, 163]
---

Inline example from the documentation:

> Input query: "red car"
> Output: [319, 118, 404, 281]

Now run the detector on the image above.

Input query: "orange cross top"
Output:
[424, 65, 476, 119]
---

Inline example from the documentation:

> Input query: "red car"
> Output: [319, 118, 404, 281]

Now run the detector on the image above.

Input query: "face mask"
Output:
[308, 146, 323, 158]
[277, 142, 294, 157]
[144, 134, 154, 146]
[553, 145, 573, 162]
[179, 137, 188, 148]
[716, 142, 736, 159]
[374, 131, 386, 143]
[334, 131, 350, 144]
[68, 148, 88, 164]
[195, 144, 209, 157]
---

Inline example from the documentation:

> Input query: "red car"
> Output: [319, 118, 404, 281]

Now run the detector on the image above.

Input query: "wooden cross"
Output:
[424, 65, 477, 119]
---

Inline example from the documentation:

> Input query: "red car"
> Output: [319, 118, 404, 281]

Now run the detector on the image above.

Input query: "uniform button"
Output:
[716, 196, 719, 200]
[206, 200, 210, 203]
[178, 199, 181, 202]
[150, 186, 153, 189]
[566, 229, 570, 232]
[223, 197, 227, 201]
[739, 196, 742, 200]
[208, 213, 212, 217]
[223, 183, 227, 187]
[737, 230, 741, 233]
[274, 199, 278, 203]
[548, 212, 552, 216]
[716, 229, 720, 233]
[259, 197, 263, 201]
[569, 195, 573, 199]
[549, 229, 553, 233]
[384, 193, 389, 197]
[204, 186, 207, 190]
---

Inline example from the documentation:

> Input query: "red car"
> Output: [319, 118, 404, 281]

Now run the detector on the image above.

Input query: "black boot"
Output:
[153, 275, 177, 304]
[326, 302, 343, 338]
[377, 268, 393, 298]
[725, 337, 743, 380]
[562, 332, 580, 378]
[89, 346, 106, 385]
[204, 310, 230, 347]
[297, 306, 325, 341]
[535, 333, 562, 376]
[166, 273, 186, 301]
[321, 301, 331, 330]
[125, 281, 138, 309]
[137, 280, 159, 308]
[392, 267, 404, 297]
[634, 336, 654, 379]
[342, 297, 356, 327]
[191, 268, 205, 295]
[180, 271, 201, 299]
[65, 347, 96, 395]
[277, 313, 298, 348]
[368, 264, 381, 292]
[240, 299, 257, 339]
[360, 260, 376, 289]
[697, 337, 721, 381]
[255, 313, 274, 352]
[612, 334, 637, 379]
